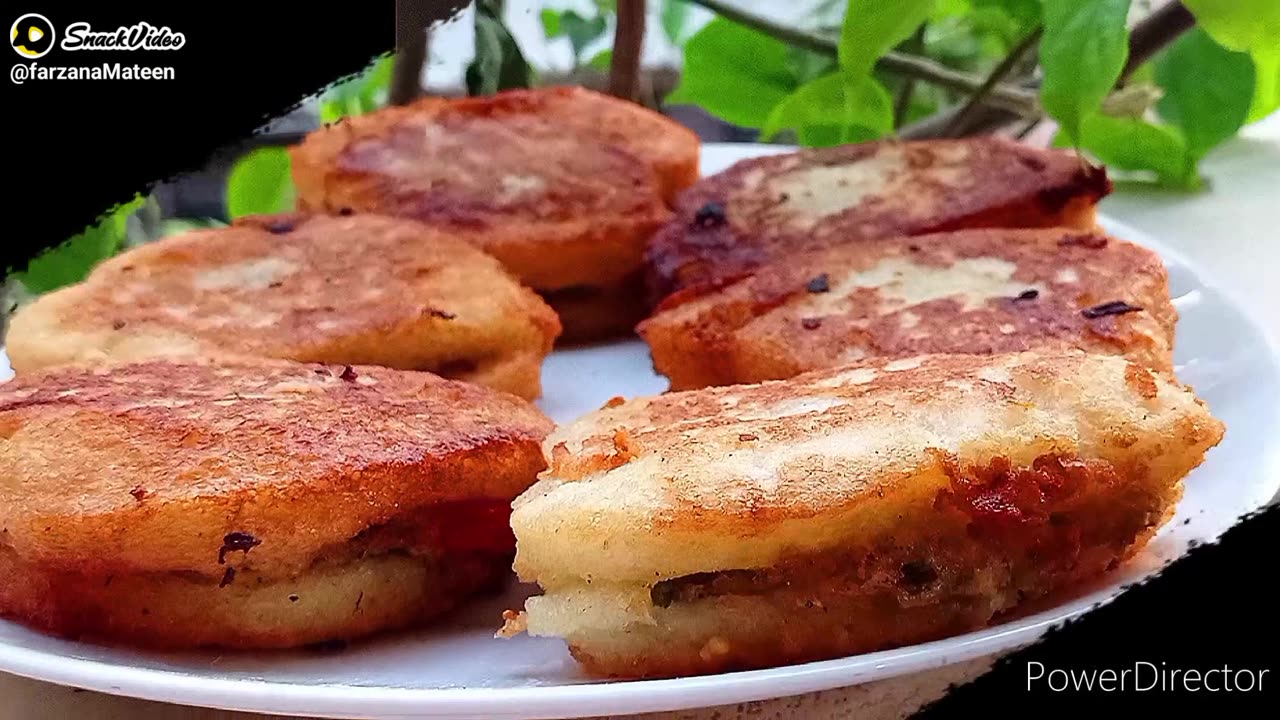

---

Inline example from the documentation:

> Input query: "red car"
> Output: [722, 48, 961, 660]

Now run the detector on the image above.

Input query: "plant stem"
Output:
[894, 26, 927, 127]
[686, 0, 1036, 115]
[1121, 1, 1195, 82]
[1014, 115, 1044, 140]
[942, 26, 1042, 137]
[904, 3, 1196, 139]
[687, 0, 838, 56]
[390, 0, 430, 104]
[881, 52, 1037, 114]
[609, 0, 646, 100]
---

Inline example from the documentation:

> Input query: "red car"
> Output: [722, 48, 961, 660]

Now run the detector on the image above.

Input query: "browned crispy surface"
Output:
[562, 472, 1172, 678]
[290, 86, 700, 300]
[0, 545, 509, 650]
[559, 455, 1176, 677]
[5, 213, 560, 399]
[512, 351, 1223, 586]
[639, 228, 1175, 389]
[0, 358, 552, 581]
[645, 137, 1111, 302]
[509, 351, 1224, 678]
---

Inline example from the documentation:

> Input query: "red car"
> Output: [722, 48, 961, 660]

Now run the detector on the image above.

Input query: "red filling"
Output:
[940, 455, 1098, 571]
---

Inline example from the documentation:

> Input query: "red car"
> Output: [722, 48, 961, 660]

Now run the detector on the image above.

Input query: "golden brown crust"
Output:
[557, 481, 1172, 679]
[0, 544, 509, 650]
[512, 351, 1223, 588]
[289, 86, 700, 300]
[639, 228, 1175, 389]
[5, 213, 561, 399]
[644, 137, 1111, 302]
[511, 352, 1222, 678]
[0, 358, 553, 580]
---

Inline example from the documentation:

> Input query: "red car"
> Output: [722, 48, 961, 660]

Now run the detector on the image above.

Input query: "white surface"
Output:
[1, 142, 1278, 719]
[1100, 115, 1280, 336]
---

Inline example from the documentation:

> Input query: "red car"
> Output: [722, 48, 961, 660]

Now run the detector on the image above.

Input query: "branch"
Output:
[894, 26, 927, 127]
[688, 0, 837, 56]
[898, 106, 970, 139]
[904, 3, 1196, 139]
[609, 0, 646, 100]
[686, 0, 1036, 115]
[390, 0, 430, 104]
[942, 26, 1042, 136]
[1121, 1, 1195, 82]
[390, 36, 429, 105]
[880, 53, 1037, 115]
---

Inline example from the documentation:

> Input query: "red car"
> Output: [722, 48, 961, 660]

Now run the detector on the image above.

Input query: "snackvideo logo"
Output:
[10, 13, 54, 58]
[61, 21, 186, 51]
[10, 15, 185, 59]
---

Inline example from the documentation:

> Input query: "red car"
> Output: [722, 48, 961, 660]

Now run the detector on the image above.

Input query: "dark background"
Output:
[1, 1, 399, 274]
[920, 505, 1277, 714]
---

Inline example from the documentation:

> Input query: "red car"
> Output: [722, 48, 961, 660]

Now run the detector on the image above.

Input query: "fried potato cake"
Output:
[542, 273, 651, 345]
[0, 358, 553, 649]
[640, 228, 1175, 389]
[645, 137, 1112, 302]
[5, 213, 560, 399]
[289, 86, 701, 340]
[502, 351, 1224, 678]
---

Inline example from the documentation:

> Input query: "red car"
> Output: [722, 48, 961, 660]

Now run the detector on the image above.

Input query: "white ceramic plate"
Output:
[1, 143, 1277, 719]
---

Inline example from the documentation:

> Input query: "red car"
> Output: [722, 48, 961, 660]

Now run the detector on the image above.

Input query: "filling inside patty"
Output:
[648, 455, 1172, 614]
[291, 498, 517, 575]
[513, 454, 1181, 671]
[0, 499, 519, 649]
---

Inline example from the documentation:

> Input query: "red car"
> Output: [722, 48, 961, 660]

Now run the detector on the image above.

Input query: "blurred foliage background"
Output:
[5, 0, 1277, 318]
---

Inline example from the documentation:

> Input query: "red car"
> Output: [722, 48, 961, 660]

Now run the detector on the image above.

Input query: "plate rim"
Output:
[1, 142, 1278, 718]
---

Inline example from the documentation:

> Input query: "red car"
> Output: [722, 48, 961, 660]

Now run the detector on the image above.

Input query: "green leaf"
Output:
[319, 81, 361, 124]
[926, 2, 1032, 68]
[966, 5, 1026, 51]
[786, 46, 839, 86]
[1182, 0, 1280, 120]
[666, 18, 797, 128]
[1074, 113, 1192, 188]
[1182, 0, 1280, 53]
[974, 0, 1040, 28]
[661, 0, 692, 45]
[319, 54, 393, 123]
[585, 49, 613, 71]
[360, 55, 393, 107]
[882, 71, 946, 123]
[1253, 55, 1280, 121]
[226, 147, 297, 219]
[925, 13, 989, 72]
[1156, 28, 1255, 169]
[762, 72, 893, 147]
[839, 0, 935, 76]
[466, 0, 534, 96]
[540, 9, 563, 38]
[1039, 0, 1131, 143]
[561, 11, 609, 62]
[14, 197, 145, 294]
[932, 0, 972, 21]
[1124, 58, 1156, 85]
